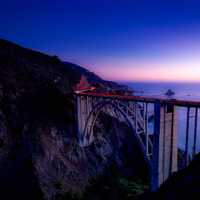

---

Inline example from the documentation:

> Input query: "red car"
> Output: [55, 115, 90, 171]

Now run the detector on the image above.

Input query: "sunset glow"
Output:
[91, 59, 200, 82]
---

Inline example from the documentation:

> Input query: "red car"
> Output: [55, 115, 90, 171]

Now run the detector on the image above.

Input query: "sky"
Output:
[1, 0, 200, 82]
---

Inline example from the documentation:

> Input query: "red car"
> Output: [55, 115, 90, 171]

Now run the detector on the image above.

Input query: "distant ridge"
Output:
[0, 38, 126, 93]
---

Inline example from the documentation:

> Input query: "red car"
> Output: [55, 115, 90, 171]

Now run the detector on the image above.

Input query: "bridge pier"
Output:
[151, 103, 178, 191]
[76, 95, 95, 146]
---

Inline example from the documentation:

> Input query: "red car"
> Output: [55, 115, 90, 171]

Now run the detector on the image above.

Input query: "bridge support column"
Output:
[76, 95, 94, 146]
[76, 95, 83, 143]
[151, 103, 178, 191]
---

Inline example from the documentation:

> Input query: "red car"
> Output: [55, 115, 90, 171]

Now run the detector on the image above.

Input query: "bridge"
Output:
[75, 91, 200, 191]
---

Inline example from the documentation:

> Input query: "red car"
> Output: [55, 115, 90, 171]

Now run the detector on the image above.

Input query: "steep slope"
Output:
[0, 39, 146, 200]
[0, 39, 104, 93]
[0, 39, 126, 94]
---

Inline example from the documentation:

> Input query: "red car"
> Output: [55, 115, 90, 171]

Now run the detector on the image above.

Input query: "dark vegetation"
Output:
[0, 39, 150, 200]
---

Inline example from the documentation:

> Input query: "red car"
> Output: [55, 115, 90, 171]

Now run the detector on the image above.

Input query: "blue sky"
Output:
[1, 0, 200, 81]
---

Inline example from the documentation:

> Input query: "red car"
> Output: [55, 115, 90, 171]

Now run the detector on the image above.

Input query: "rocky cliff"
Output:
[0, 39, 147, 200]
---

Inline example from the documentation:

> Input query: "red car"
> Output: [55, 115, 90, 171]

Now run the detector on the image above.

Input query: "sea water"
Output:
[120, 82, 200, 153]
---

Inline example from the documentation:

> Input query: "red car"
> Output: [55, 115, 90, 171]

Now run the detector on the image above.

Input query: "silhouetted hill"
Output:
[0, 39, 99, 91]
[0, 39, 126, 94]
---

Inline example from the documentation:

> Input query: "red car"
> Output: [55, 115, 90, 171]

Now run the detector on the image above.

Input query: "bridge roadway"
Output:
[76, 91, 200, 107]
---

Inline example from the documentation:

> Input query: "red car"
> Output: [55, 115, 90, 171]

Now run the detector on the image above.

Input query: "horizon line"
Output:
[113, 80, 200, 83]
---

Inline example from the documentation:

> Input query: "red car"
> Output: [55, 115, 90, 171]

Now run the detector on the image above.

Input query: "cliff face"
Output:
[0, 39, 147, 200]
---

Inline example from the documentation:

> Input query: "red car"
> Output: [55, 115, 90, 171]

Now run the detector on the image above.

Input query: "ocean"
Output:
[121, 82, 200, 153]
[124, 82, 200, 100]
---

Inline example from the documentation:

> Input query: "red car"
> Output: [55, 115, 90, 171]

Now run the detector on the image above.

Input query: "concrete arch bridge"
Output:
[75, 92, 200, 190]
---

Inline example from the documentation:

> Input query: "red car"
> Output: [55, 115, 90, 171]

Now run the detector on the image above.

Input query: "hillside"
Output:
[0, 39, 146, 200]
[0, 39, 129, 94]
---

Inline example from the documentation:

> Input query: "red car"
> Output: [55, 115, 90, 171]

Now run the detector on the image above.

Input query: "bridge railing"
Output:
[175, 105, 200, 167]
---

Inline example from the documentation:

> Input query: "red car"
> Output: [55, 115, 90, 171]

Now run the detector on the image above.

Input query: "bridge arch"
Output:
[80, 99, 152, 169]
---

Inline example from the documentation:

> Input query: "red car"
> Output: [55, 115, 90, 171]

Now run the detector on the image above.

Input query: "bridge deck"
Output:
[75, 92, 200, 107]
